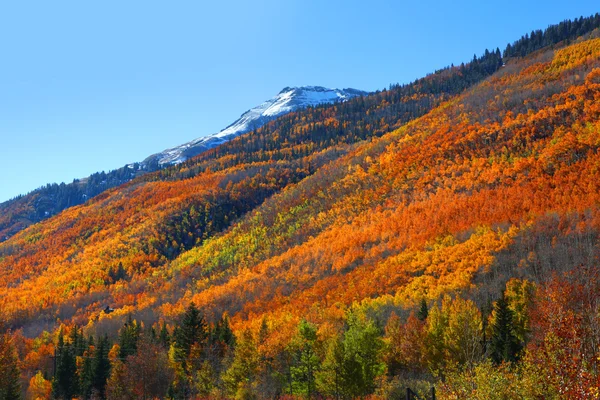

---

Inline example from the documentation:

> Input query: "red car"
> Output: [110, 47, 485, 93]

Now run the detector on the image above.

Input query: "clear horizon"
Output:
[0, 0, 598, 202]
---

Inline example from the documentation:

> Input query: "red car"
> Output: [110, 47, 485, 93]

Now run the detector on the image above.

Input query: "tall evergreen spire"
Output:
[490, 293, 522, 364]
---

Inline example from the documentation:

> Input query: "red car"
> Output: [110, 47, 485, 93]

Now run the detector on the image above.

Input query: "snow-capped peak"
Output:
[144, 86, 366, 166]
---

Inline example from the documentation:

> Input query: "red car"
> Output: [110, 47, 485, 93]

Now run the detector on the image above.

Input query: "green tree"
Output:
[0, 332, 22, 400]
[69, 326, 86, 357]
[444, 297, 483, 368]
[341, 313, 385, 398]
[173, 303, 208, 366]
[504, 278, 535, 344]
[316, 335, 344, 399]
[417, 298, 429, 321]
[489, 293, 522, 364]
[52, 331, 78, 400]
[424, 301, 449, 375]
[91, 335, 111, 398]
[108, 262, 127, 282]
[212, 315, 235, 349]
[79, 344, 94, 399]
[193, 361, 216, 399]
[159, 321, 170, 349]
[222, 329, 260, 398]
[119, 315, 141, 358]
[289, 320, 320, 398]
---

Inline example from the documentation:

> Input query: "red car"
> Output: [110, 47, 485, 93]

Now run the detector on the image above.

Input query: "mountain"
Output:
[2, 14, 600, 399]
[0, 86, 366, 243]
[0, 46, 507, 327]
[143, 86, 366, 166]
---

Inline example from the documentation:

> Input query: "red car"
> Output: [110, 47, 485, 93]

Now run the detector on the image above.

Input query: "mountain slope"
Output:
[159, 33, 600, 331]
[3, 28, 600, 333]
[0, 87, 365, 243]
[143, 86, 366, 166]
[3, 16, 600, 399]
[0, 164, 147, 242]
[3, 29, 600, 331]
[0, 49, 506, 332]
[2, 19, 599, 333]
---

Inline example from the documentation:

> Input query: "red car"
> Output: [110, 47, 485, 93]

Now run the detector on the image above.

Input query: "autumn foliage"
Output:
[1, 21, 600, 400]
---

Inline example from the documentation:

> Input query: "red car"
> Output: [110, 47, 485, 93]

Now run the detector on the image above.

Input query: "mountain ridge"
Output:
[2, 14, 600, 399]
[0, 85, 366, 242]
[143, 86, 367, 166]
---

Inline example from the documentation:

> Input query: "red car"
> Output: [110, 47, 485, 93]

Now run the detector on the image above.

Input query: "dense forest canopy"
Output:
[1, 14, 600, 400]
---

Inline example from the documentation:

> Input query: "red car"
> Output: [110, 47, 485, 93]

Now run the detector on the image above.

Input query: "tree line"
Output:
[2, 274, 566, 399]
[504, 13, 600, 58]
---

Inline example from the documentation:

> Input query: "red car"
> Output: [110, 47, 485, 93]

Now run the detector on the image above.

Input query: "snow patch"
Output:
[144, 86, 366, 166]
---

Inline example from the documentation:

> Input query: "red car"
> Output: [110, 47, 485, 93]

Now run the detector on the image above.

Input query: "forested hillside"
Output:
[0, 163, 148, 242]
[1, 14, 600, 400]
[0, 47, 506, 329]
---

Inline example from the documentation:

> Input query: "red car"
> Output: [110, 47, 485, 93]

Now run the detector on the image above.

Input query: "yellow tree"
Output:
[27, 371, 52, 400]
[444, 297, 483, 369]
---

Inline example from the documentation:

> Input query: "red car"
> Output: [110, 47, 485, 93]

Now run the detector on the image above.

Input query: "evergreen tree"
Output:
[208, 315, 235, 364]
[289, 320, 320, 397]
[69, 326, 86, 357]
[212, 315, 235, 348]
[0, 333, 22, 400]
[174, 303, 208, 365]
[258, 316, 269, 344]
[119, 315, 141, 358]
[480, 297, 493, 357]
[417, 298, 429, 321]
[490, 293, 522, 364]
[79, 351, 93, 400]
[77, 335, 96, 399]
[91, 336, 111, 398]
[52, 332, 78, 400]
[503, 13, 600, 59]
[108, 262, 127, 283]
[159, 321, 170, 348]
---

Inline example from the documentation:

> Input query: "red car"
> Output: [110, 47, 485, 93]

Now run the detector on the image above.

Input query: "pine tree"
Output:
[69, 326, 85, 357]
[258, 316, 269, 344]
[78, 335, 96, 399]
[489, 293, 522, 364]
[417, 298, 429, 321]
[91, 336, 111, 398]
[0, 333, 22, 400]
[52, 332, 78, 400]
[212, 315, 235, 348]
[108, 262, 127, 283]
[119, 315, 141, 358]
[79, 351, 93, 400]
[159, 321, 170, 348]
[174, 303, 208, 365]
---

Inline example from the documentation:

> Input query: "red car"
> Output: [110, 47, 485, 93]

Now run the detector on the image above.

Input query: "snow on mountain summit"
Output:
[144, 86, 366, 166]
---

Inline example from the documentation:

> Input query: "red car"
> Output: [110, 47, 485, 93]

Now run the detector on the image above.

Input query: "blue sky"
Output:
[0, 0, 598, 202]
